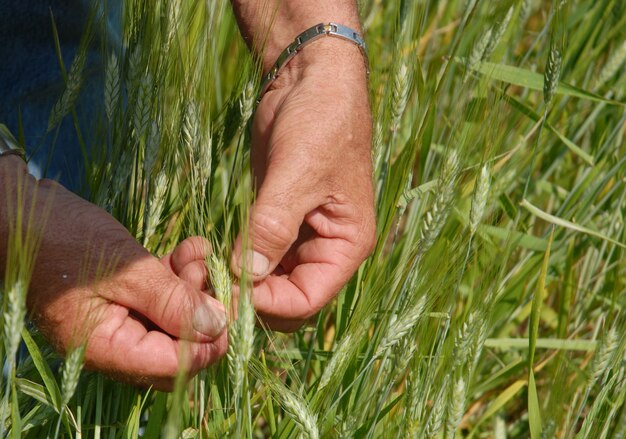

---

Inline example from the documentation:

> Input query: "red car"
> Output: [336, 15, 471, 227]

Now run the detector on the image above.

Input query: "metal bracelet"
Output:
[0, 125, 26, 161]
[258, 22, 369, 103]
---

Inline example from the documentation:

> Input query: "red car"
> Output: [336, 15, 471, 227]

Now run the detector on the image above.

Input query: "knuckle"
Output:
[187, 236, 212, 259]
[252, 211, 297, 252]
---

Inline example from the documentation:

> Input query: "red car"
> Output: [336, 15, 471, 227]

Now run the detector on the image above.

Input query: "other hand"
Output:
[231, 39, 376, 331]
[0, 157, 227, 391]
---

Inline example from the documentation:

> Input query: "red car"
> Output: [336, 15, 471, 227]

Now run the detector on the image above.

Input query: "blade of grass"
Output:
[521, 200, 626, 249]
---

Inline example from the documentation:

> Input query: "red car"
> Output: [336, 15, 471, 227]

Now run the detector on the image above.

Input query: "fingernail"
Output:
[239, 250, 270, 277]
[193, 301, 226, 337]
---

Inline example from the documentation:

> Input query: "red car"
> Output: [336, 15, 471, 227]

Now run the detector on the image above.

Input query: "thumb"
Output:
[107, 259, 227, 341]
[231, 180, 311, 281]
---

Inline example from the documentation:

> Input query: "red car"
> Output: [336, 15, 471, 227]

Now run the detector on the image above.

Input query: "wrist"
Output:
[231, 1, 362, 73]
[268, 36, 368, 92]
[263, 16, 362, 74]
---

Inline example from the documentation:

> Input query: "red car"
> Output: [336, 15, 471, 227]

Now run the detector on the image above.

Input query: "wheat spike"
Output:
[144, 170, 168, 243]
[376, 296, 426, 358]
[133, 75, 152, 138]
[595, 40, 626, 90]
[466, 29, 493, 78]
[61, 345, 86, 405]
[418, 151, 459, 256]
[183, 101, 200, 154]
[208, 254, 232, 309]
[104, 53, 120, 122]
[280, 388, 319, 439]
[3, 279, 27, 367]
[239, 81, 255, 130]
[483, 6, 514, 61]
[425, 375, 449, 437]
[391, 63, 412, 133]
[470, 164, 491, 235]
[445, 375, 466, 437]
[590, 326, 619, 384]
[319, 332, 355, 390]
[543, 47, 562, 105]
[227, 282, 254, 396]
[48, 50, 86, 132]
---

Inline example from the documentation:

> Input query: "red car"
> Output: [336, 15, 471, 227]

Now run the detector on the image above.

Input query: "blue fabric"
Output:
[0, 1, 120, 191]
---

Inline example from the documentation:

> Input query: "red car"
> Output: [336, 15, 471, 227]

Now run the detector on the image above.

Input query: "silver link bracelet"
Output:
[258, 22, 369, 103]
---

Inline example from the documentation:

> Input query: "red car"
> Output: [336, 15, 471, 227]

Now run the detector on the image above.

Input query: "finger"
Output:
[252, 229, 372, 328]
[84, 303, 227, 391]
[104, 257, 226, 341]
[178, 260, 210, 292]
[230, 172, 319, 282]
[170, 236, 212, 275]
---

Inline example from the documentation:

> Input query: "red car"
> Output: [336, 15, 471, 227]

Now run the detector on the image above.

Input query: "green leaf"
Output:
[21, 329, 62, 412]
[521, 200, 626, 249]
[528, 371, 542, 439]
[11, 382, 22, 439]
[484, 338, 596, 351]
[15, 378, 56, 407]
[479, 225, 549, 252]
[466, 60, 623, 105]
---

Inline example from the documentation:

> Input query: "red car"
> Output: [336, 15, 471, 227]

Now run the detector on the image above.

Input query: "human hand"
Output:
[0, 157, 227, 391]
[231, 38, 376, 331]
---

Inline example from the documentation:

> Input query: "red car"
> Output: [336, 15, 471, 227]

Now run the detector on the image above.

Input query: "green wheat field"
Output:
[2, 0, 626, 437]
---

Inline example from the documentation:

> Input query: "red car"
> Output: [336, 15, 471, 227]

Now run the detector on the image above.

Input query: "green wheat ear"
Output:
[543, 46, 562, 105]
